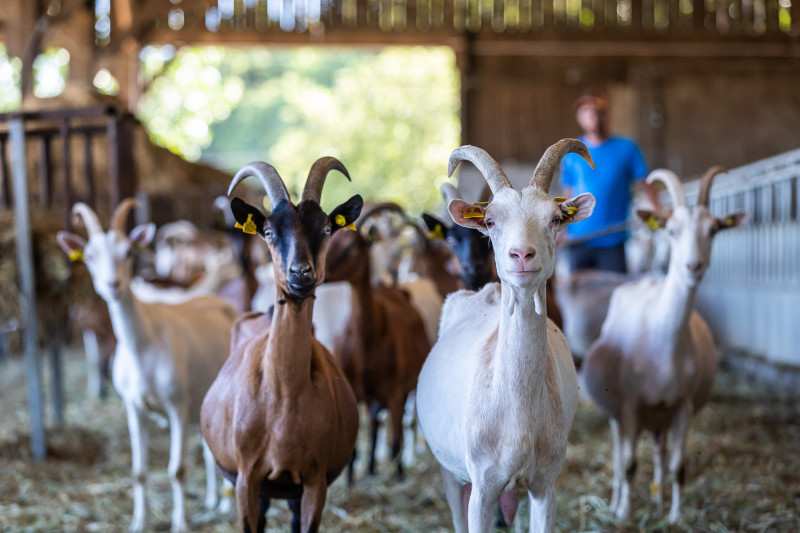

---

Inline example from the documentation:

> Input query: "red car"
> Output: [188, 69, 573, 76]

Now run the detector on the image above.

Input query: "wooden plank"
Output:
[0, 137, 10, 209]
[83, 132, 96, 207]
[59, 120, 73, 229]
[693, 0, 705, 30]
[37, 136, 52, 207]
[10, 116, 47, 461]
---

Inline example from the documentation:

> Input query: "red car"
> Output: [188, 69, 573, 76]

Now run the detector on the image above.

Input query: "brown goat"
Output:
[325, 228, 432, 481]
[201, 158, 363, 533]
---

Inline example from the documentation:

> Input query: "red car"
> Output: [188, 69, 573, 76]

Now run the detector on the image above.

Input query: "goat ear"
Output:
[422, 213, 448, 240]
[230, 197, 267, 236]
[715, 211, 747, 232]
[129, 223, 156, 249]
[448, 199, 487, 232]
[329, 194, 364, 233]
[56, 231, 87, 261]
[557, 193, 595, 227]
[636, 209, 668, 231]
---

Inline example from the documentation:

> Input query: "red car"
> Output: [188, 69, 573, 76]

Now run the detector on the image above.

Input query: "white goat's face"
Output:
[449, 187, 595, 290]
[638, 205, 746, 286]
[58, 224, 156, 301]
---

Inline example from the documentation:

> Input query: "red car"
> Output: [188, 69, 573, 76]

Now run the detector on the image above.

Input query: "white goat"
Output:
[582, 167, 746, 524]
[417, 140, 596, 532]
[57, 200, 237, 533]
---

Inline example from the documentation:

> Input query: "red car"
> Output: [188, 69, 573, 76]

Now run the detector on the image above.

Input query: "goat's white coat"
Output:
[417, 178, 592, 532]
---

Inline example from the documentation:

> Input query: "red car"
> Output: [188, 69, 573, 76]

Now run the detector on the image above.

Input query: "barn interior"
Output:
[1, 0, 799, 531]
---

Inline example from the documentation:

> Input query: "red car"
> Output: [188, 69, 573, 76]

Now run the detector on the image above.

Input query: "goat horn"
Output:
[110, 198, 139, 233]
[531, 138, 594, 192]
[302, 156, 351, 204]
[357, 202, 407, 226]
[696, 165, 727, 207]
[646, 169, 687, 208]
[440, 183, 462, 204]
[71, 202, 103, 236]
[448, 145, 511, 195]
[228, 162, 290, 208]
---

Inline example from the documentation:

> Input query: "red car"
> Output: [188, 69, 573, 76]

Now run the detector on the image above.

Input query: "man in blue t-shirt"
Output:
[560, 93, 660, 273]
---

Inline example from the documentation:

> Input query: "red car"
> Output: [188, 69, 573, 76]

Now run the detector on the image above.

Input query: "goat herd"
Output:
[53, 139, 745, 533]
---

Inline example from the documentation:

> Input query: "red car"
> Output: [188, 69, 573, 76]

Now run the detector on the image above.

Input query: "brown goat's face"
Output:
[231, 196, 363, 300]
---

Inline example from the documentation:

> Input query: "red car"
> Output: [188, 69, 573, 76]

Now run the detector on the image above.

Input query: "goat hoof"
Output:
[217, 497, 233, 514]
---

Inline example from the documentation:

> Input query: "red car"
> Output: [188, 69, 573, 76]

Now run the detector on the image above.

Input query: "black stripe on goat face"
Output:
[268, 200, 331, 299]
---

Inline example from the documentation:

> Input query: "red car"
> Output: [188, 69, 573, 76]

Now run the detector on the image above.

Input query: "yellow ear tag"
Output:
[345, 222, 356, 231]
[553, 196, 567, 202]
[235, 213, 258, 235]
[68, 249, 83, 262]
[428, 224, 445, 240]
[646, 215, 660, 231]
[650, 482, 660, 496]
[471, 201, 489, 205]
[463, 209, 485, 219]
[566, 206, 577, 216]
[726, 217, 734, 226]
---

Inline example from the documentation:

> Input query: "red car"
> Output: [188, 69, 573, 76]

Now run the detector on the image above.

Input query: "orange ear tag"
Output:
[646, 215, 660, 231]
[68, 249, 83, 262]
[235, 213, 258, 235]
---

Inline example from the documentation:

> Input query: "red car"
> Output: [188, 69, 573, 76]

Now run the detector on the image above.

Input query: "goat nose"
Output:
[687, 261, 703, 274]
[290, 263, 313, 276]
[509, 247, 536, 261]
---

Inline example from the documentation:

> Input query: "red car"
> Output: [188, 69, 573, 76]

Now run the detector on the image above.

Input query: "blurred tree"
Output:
[137, 46, 460, 213]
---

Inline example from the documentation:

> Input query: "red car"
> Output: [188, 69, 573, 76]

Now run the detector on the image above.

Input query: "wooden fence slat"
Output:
[0, 137, 9, 208]
[59, 119, 72, 229]
[83, 132, 95, 207]
[38, 136, 52, 207]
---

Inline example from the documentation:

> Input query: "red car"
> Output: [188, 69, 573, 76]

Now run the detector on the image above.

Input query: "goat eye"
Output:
[323, 225, 332, 235]
[264, 228, 273, 239]
[485, 220, 495, 228]
[552, 217, 563, 224]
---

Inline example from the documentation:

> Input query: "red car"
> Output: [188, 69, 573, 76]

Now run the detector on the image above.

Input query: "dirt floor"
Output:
[1, 348, 798, 532]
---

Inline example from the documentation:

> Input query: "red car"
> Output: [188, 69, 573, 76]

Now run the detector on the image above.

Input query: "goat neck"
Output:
[496, 281, 550, 392]
[653, 251, 701, 350]
[264, 291, 316, 396]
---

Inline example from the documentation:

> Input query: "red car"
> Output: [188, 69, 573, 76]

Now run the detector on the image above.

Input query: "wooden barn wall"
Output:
[462, 54, 800, 180]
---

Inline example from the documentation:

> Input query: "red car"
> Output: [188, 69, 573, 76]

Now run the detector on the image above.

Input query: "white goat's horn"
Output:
[228, 162, 290, 208]
[448, 145, 511, 195]
[302, 156, 350, 204]
[696, 165, 727, 208]
[110, 198, 139, 233]
[646, 169, 687, 208]
[440, 183, 462, 204]
[71, 202, 103, 236]
[531, 138, 594, 192]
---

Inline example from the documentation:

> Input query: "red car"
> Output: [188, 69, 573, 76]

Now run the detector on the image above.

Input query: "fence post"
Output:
[10, 115, 47, 461]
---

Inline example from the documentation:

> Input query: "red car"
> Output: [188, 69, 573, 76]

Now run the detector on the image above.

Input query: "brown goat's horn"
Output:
[531, 138, 594, 192]
[357, 202, 407, 226]
[440, 183, 462, 204]
[646, 169, 687, 208]
[448, 146, 511, 195]
[696, 165, 727, 207]
[71, 202, 103, 236]
[110, 198, 139, 233]
[302, 156, 350, 204]
[227, 162, 290, 208]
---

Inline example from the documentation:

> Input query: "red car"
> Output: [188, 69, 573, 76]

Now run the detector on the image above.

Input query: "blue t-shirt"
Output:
[560, 136, 647, 248]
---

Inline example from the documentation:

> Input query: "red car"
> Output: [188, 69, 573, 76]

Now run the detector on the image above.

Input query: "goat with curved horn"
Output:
[448, 145, 511, 194]
[71, 203, 104, 236]
[696, 165, 727, 207]
[531, 138, 595, 192]
[110, 198, 139, 233]
[302, 156, 350, 204]
[227, 161, 291, 207]
[647, 169, 687, 208]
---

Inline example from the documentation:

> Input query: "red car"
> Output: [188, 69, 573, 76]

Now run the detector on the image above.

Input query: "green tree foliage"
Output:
[137, 46, 460, 213]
